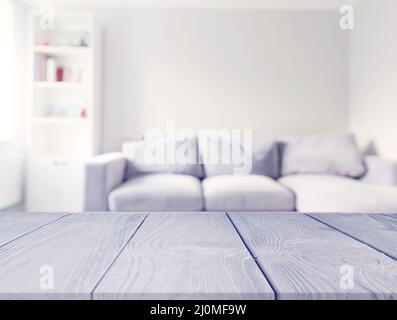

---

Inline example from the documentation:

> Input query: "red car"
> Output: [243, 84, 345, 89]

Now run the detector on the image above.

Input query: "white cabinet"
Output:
[58, 159, 84, 211]
[27, 157, 59, 212]
[27, 157, 85, 212]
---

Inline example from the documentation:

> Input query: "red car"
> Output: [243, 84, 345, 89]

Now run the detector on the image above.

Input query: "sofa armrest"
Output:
[361, 156, 397, 186]
[84, 152, 126, 211]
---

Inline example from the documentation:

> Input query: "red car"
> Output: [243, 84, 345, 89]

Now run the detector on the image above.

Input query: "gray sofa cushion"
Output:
[280, 133, 366, 178]
[109, 174, 203, 211]
[123, 137, 204, 179]
[202, 175, 295, 211]
[280, 174, 397, 213]
[200, 136, 279, 178]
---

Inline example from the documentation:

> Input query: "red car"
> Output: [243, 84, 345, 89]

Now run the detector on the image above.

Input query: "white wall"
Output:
[349, 0, 397, 159]
[95, 8, 349, 151]
[0, 1, 27, 210]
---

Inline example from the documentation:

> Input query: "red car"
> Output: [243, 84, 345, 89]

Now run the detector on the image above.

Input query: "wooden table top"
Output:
[0, 212, 396, 300]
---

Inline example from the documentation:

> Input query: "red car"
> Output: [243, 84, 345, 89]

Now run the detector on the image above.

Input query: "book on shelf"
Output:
[34, 54, 47, 82]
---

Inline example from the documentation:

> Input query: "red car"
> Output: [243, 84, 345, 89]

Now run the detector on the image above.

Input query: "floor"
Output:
[0, 202, 25, 212]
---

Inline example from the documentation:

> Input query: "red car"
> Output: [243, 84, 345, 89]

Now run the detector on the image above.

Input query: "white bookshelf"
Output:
[26, 10, 101, 212]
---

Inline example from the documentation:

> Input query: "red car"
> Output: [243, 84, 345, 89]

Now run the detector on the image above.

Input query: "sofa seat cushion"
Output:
[108, 174, 203, 211]
[280, 174, 397, 213]
[202, 175, 295, 211]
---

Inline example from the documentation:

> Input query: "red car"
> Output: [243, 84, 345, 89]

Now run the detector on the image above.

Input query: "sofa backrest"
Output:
[199, 136, 279, 178]
[123, 133, 367, 180]
[122, 136, 204, 179]
[123, 135, 280, 179]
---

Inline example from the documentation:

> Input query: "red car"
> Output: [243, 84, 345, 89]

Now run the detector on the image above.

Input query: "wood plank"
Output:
[94, 212, 275, 300]
[0, 212, 68, 247]
[0, 212, 146, 299]
[229, 212, 397, 300]
[308, 213, 397, 260]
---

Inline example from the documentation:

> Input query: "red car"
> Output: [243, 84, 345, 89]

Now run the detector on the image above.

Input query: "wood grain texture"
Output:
[94, 212, 275, 300]
[309, 213, 397, 260]
[229, 212, 397, 300]
[0, 212, 68, 248]
[0, 212, 146, 299]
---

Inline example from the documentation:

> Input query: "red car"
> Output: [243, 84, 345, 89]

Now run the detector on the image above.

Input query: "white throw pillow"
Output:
[281, 133, 366, 178]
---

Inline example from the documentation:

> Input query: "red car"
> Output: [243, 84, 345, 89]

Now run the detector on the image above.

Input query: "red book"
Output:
[56, 67, 64, 82]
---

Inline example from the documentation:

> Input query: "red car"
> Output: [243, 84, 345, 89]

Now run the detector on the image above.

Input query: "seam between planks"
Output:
[0, 213, 71, 250]
[225, 212, 278, 300]
[90, 213, 149, 300]
[305, 214, 397, 261]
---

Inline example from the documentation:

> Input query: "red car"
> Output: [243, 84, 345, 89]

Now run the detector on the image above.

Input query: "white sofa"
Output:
[84, 134, 397, 213]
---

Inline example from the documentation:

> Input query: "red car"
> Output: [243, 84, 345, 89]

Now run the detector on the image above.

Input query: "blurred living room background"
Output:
[1, 0, 396, 212]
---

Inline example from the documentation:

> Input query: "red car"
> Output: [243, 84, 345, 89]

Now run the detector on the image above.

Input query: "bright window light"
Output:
[0, 0, 16, 142]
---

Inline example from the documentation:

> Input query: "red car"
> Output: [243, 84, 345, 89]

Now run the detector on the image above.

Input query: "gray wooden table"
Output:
[0, 211, 396, 300]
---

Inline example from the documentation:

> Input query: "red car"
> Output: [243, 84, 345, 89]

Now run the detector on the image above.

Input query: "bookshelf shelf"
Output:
[33, 45, 92, 56]
[33, 81, 90, 89]
[31, 117, 90, 124]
